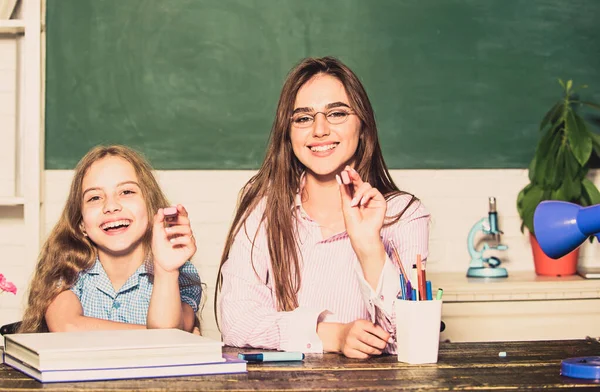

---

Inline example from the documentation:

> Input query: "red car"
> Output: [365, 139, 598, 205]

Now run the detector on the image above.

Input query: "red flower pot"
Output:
[530, 234, 578, 276]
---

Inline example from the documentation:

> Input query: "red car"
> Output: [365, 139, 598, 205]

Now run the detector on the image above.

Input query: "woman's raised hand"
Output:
[336, 166, 386, 252]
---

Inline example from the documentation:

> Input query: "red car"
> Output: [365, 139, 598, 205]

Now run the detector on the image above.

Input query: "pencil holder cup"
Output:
[394, 299, 443, 364]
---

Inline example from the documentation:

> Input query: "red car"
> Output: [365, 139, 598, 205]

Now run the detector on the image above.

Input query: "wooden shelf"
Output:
[0, 196, 25, 206]
[0, 19, 24, 34]
[429, 271, 600, 302]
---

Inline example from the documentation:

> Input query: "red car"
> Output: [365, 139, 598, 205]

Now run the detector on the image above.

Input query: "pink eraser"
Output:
[164, 207, 178, 216]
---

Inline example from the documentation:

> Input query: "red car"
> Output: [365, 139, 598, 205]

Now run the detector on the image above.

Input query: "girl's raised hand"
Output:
[151, 204, 197, 274]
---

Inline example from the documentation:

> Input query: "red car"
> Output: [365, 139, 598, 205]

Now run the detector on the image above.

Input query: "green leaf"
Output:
[582, 178, 600, 206]
[550, 187, 567, 201]
[562, 153, 583, 201]
[517, 184, 544, 235]
[581, 101, 600, 111]
[549, 149, 565, 190]
[558, 79, 565, 88]
[531, 137, 550, 185]
[540, 142, 561, 190]
[527, 157, 537, 182]
[590, 132, 600, 157]
[575, 113, 590, 141]
[548, 117, 565, 136]
[563, 177, 581, 201]
[563, 152, 581, 179]
[581, 189, 592, 207]
[566, 80, 573, 92]
[532, 125, 563, 186]
[539, 102, 562, 131]
[517, 187, 529, 220]
[566, 110, 592, 166]
[517, 183, 533, 209]
[542, 188, 552, 201]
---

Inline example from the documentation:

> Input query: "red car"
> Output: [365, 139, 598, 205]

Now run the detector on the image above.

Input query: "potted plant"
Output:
[517, 79, 600, 276]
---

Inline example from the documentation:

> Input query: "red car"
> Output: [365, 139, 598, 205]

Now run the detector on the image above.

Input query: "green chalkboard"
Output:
[45, 0, 600, 169]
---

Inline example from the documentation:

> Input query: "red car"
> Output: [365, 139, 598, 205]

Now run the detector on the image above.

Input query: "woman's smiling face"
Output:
[290, 74, 361, 181]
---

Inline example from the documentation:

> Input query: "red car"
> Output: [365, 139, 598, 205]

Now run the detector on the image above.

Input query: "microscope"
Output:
[466, 197, 508, 278]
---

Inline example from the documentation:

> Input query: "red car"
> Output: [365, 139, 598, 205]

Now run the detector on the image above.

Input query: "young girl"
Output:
[20, 145, 201, 333]
[216, 57, 430, 358]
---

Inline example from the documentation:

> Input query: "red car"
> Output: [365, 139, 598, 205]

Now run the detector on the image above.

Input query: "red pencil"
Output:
[416, 254, 426, 301]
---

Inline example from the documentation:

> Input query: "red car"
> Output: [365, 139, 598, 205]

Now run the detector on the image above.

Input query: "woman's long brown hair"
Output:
[19, 145, 170, 333]
[215, 56, 416, 318]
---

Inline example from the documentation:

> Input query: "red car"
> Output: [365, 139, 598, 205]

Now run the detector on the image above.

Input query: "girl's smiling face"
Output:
[290, 74, 361, 181]
[80, 156, 149, 260]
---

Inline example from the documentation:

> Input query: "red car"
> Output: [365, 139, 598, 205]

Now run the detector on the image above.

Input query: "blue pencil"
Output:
[426, 280, 433, 300]
[399, 274, 407, 299]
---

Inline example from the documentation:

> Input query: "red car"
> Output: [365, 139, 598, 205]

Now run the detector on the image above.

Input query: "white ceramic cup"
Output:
[394, 299, 443, 364]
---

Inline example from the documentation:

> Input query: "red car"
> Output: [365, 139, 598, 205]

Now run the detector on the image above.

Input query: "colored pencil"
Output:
[389, 239, 408, 285]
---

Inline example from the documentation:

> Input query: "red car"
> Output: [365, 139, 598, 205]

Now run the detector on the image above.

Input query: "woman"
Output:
[217, 57, 429, 358]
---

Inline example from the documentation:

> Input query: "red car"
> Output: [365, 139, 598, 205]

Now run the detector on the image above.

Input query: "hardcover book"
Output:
[4, 353, 246, 383]
[3, 329, 224, 371]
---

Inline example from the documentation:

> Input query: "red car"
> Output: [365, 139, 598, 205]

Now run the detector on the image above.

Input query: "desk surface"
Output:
[1, 340, 599, 390]
[429, 271, 600, 302]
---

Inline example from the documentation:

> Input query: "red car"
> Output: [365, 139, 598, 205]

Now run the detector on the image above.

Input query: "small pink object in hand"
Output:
[164, 207, 178, 217]
[164, 206, 178, 224]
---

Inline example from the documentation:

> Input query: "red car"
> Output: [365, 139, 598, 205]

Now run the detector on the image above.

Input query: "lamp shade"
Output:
[533, 201, 600, 259]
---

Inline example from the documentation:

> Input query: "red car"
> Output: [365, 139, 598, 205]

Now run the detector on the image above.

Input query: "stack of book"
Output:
[3, 329, 246, 383]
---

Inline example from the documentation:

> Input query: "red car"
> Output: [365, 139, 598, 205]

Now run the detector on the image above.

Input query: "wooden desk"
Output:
[1, 340, 599, 390]
[430, 272, 600, 342]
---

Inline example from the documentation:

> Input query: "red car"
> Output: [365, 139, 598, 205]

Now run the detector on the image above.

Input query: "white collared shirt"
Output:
[219, 188, 430, 354]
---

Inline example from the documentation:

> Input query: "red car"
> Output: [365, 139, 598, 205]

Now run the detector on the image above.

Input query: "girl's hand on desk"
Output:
[151, 205, 197, 274]
[337, 320, 390, 359]
[337, 167, 387, 261]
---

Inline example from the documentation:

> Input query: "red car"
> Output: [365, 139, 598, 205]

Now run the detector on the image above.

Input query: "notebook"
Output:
[3, 329, 224, 371]
[4, 353, 246, 383]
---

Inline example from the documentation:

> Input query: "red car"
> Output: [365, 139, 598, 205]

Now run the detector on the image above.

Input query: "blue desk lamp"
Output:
[534, 200, 600, 380]
[533, 201, 600, 259]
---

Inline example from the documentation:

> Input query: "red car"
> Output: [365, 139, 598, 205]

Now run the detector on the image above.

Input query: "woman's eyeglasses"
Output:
[291, 109, 355, 128]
